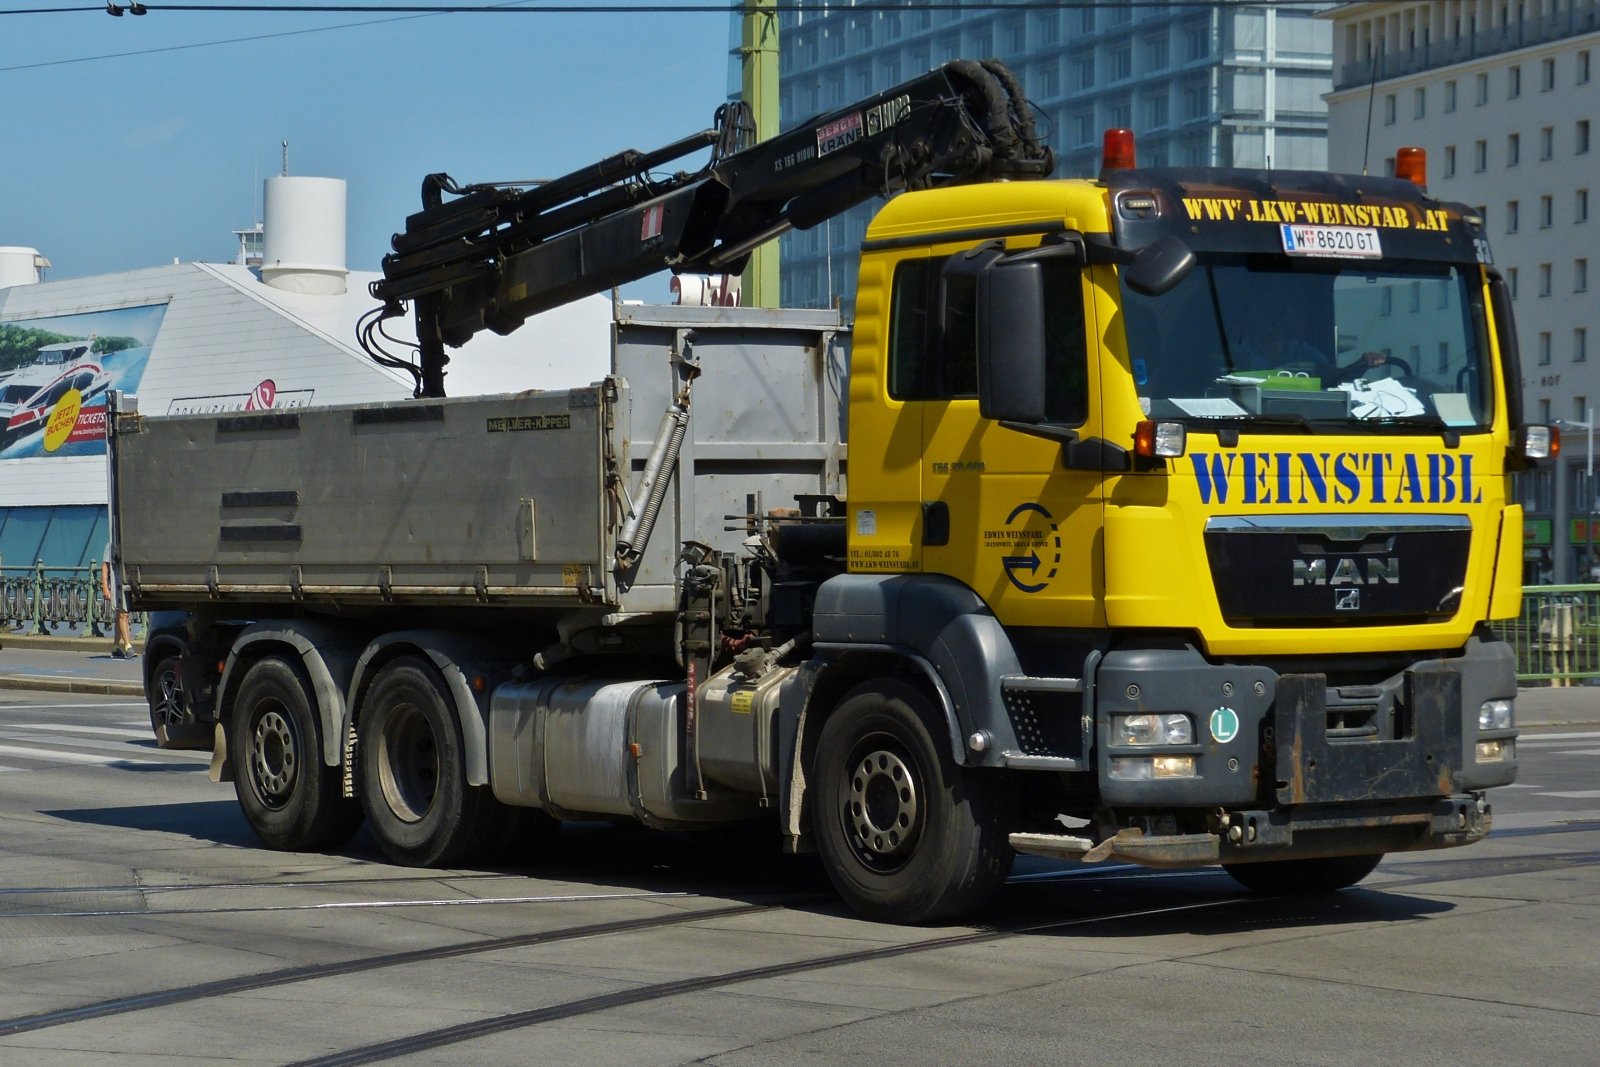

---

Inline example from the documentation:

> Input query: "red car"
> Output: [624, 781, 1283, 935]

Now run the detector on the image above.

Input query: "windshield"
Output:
[1120, 254, 1493, 432]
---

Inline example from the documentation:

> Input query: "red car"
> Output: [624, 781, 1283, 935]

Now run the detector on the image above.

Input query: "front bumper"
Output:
[1091, 632, 1519, 809]
[1012, 793, 1491, 868]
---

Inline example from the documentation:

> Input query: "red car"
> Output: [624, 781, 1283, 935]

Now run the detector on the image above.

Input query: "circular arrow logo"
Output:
[1210, 707, 1240, 744]
[1001, 503, 1061, 594]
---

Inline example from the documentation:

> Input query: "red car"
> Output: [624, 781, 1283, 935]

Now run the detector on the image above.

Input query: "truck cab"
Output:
[836, 135, 1535, 881]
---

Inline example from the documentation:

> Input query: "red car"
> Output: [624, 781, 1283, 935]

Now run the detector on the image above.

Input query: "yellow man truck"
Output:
[119, 63, 1549, 923]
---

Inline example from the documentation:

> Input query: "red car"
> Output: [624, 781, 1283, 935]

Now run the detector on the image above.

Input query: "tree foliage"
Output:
[0, 326, 142, 374]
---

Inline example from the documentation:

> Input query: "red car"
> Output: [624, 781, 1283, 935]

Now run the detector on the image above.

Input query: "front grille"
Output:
[1204, 514, 1472, 626]
[1002, 688, 1084, 759]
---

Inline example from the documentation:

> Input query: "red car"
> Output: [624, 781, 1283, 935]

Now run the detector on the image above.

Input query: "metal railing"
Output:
[1, 562, 116, 637]
[1490, 584, 1600, 684]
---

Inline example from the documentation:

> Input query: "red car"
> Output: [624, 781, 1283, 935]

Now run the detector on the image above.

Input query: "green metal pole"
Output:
[740, 0, 780, 308]
[31, 559, 43, 636]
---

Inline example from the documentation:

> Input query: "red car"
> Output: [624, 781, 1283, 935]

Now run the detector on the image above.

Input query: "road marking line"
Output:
[1555, 749, 1600, 756]
[0, 733, 209, 761]
[1514, 730, 1600, 741]
[0, 744, 125, 766]
[1536, 790, 1600, 799]
[0, 703, 146, 710]
[9, 723, 152, 739]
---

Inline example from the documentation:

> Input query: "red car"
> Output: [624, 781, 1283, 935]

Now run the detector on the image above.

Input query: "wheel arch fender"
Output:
[810, 573, 1027, 767]
[216, 621, 360, 772]
[141, 632, 187, 705]
[346, 631, 503, 789]
[776, 647, 962, 850]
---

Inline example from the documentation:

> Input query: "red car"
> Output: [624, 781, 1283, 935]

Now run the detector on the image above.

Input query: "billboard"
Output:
[0, 304, 165, 460]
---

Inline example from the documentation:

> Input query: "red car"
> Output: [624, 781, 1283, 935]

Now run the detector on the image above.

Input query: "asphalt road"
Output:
[0, 689, 1595, 1066]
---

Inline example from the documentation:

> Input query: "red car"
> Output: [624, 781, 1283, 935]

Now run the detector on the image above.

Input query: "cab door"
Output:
[918, 242, 1106, 629]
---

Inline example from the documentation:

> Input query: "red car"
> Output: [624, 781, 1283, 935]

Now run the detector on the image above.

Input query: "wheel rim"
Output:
[250, 703, 299, 809]
[375, 702, 439, 824]
[153, 666, 184, 728]
[841, 736, 923, 872]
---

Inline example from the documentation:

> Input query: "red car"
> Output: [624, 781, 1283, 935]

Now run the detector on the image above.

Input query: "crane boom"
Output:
[367, 58, 1053, 396]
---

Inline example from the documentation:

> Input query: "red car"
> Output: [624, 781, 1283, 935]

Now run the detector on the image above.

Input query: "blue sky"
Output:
[0, 5, 736, 299]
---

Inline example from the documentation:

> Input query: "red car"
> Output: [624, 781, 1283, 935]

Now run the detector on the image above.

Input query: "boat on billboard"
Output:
[0, 304, 165, 460]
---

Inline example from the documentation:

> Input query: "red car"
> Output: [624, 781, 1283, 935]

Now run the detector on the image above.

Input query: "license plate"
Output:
[1280, 224, 1383, 259]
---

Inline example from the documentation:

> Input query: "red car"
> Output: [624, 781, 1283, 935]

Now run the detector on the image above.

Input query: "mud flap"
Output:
[208, 723, 233, 783]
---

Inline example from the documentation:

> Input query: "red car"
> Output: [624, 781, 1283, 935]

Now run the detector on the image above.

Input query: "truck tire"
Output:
[231, 655, 363, 851]
[148, 654, 185, 736]
[1223, 853, 1383, 894]
[357, 656, 502, 867]
[812, 678, 1013, 923]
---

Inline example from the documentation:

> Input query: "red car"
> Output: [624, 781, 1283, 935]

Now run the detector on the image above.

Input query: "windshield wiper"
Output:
[1354, 414, 1469, 443]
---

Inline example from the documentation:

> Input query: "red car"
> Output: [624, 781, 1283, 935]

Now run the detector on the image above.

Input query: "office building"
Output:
[1324, 0, 1597, 580]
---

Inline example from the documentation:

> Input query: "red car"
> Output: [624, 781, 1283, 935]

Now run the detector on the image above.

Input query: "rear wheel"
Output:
[1223, 853, 1383, 894]
[230, 656, 363, 851]
[147, 654, 184, 736]
[812, 679, 1012, 924]
[357, 656, 506, 867]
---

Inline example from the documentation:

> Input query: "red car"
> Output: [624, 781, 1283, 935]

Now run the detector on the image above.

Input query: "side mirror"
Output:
[975, 254, 1051, 423]
[1123, 234, 1196, 297]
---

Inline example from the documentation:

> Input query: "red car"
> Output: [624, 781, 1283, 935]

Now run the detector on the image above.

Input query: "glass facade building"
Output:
[772, 1, 1335, 312]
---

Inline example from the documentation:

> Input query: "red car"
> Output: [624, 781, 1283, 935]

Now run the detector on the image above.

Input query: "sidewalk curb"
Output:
[0, 675, 145, 697]
[0, 634, 146, 654]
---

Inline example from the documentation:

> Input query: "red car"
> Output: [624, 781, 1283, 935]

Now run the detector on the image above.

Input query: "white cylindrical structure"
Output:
[261, 177, 347, 295]
[0, 247, 46, 289]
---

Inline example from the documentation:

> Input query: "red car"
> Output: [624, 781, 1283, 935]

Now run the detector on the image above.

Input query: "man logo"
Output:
[1293, 558, 1400, 586]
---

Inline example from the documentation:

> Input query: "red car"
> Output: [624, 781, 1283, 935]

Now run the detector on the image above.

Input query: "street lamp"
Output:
[1556, 409, 1596, 582]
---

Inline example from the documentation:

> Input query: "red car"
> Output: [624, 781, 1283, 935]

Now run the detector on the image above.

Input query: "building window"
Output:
[1110, 42, 1133, 82]
[1108, 98, 1131, 129]
[1541, 398, 1553, 422]
[1005, 21, 1025, 55]
[1475, 72, 1489, 105]
[1580, 189, 1591, 223]
[1145, 95, 1169, 128]
[1507, 132, 1520, 166]
[1581, 50, 1592, 84]
[1185, 23, 1209, 61]
[1507, 200, 1520, 232]
[1445, 79, 1458, 111]
[1379, 287, 1393, 316]
[1579, 120, 1591, 154]
[1037, 64, 1060, 99]
[1540, 332, 1553, 364]
[1540, 263, 1553, 296]
[1580, 328, 1591, 364]
[1413, 86, 1426, 119]
[1384, 156, 1397, 177]
[1509, 266, 1519, 298]
[1437, 341, 1451, 371]
[1542, 195, 1555, 228]
[1577, 396, 1588, 420]
[1384, 93, 1397, 124]
[1145, 35, 1169, 71]
[1542, 56, 1556, 91]
[1444, 145, 1457, 177]
[1475, 139, 1488, 171]
[1578, 259, 1590, 293]
[1036, 11, 1059, 46]
[1509, 64, 1521, 98]
[1409, 280, 1423, 312]
[1073, 111, 1096, 146]
[1541, 126, 1555, 160]
[1182, 81, 1207, 120]
[1073, 54, 1095, 90]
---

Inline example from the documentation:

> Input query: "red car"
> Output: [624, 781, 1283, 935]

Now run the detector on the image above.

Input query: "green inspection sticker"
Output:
[1210, 707, 1240, 744]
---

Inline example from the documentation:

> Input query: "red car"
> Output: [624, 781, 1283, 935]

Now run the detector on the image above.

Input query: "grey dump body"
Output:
[114, 305, 845, 615]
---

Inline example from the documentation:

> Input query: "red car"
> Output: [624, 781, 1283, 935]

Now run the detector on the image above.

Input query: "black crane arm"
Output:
[366, 58, 1052, 396]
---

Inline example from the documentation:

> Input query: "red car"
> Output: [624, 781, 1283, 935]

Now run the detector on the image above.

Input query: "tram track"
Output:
[0, 898, 803, 1039]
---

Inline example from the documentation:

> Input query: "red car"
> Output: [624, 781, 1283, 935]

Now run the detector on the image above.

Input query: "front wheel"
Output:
[812, 679, 1012, 924]
[1223, 853, 1383, 894]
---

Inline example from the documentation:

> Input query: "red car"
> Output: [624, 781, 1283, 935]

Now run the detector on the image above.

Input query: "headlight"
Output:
[1476, 739, 1514, 762]
[1110, 755, 1197, 780]
[1112, 713, 1194, 746]
[1478, 699, 1514, 731]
